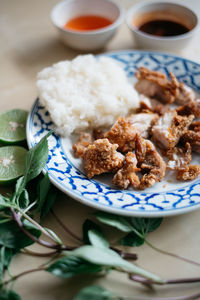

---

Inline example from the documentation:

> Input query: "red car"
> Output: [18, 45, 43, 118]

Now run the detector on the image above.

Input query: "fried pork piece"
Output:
[181, 129, 200, 154]
[151, 111, 194, 149]
[176, 98, 200, 118]
[135, 67, 179, 104]
[73, 132, 92, 158]
[83, 138, 124, 178]
[176, 165, 200, 181]
[135, 134, 166, 190]
[105, 117, 138, 153]
[139, 94, 171, 115]
[166, 143, 192, 170]
[128, 112, 159, 138]
[93, 128, 105, 140]
[112, 152, 140, 189]
[175, 82, 196, 105]
[190, 121, 200, 132]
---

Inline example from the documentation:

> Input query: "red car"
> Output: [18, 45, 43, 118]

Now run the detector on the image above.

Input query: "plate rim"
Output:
[26, 50, 200, 217]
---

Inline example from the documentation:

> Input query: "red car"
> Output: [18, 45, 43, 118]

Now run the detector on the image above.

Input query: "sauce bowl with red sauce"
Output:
[51, 0, 123, 51]
[126, 1, 199, 51]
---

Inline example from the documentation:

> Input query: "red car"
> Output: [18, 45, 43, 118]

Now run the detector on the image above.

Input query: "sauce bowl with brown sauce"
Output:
[51, 0, 123, 51]
[126, 1, 199, 51]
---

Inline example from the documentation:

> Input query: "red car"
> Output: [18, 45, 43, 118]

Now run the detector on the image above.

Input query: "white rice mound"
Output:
[37, 54, 140, 136]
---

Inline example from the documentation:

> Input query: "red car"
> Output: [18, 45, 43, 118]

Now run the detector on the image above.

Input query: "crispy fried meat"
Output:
[175, 83, 196, 105]
[166, 143, 192, 170]
[135, 67, 179, 104]
[93, 128, 105, 140]
[73, 132, 92, 158]
[135, 134, 166, 190]
[151, 111, 194, 149]
[181, 130, 200, 154]
[176, 98, 200, 118]
[176, 165, 200, 181]
[83, 138, 124, 178]
[139, 94, 171, 115]
[128, 112, 159, 139]
[105, 117, 138, 153]
[112, 152, 140, 189]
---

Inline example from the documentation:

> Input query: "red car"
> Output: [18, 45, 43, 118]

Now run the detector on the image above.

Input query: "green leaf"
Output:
[120, 232, 144, 247]
[18, 189, 29, 209]
[40, 187, 57, 220]
[65, 245, 164, 283]
[82, 219, 109, 249]
[94, 212, 132, 233]
[47, 255, 102, 279]
[13, 132, 52, 201]
[74, 286, 113, 300]
[36, 173, 51, 213]
[0, 220, 41, 250]
[0, 289, 21, 300]
[88, 229, 109, 249]
[0, 247, 15, 280]
[131, 218, 163, 236]
[0, 195, 10, 211]
[24, 131, 52, 183]
[82, 219, 102, 245]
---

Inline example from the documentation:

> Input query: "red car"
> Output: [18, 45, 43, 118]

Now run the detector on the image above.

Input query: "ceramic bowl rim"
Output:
[51, 0, 124, 36]
[126, 0, 199, 41]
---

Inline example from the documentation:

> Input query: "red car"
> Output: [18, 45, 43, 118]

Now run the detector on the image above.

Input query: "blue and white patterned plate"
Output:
[27, 51, 200, 217]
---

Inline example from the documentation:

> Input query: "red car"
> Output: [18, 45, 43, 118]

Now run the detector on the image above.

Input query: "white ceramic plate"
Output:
[27, 50, 200, 217]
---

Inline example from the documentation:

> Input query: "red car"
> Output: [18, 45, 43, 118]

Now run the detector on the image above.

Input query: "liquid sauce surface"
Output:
[138, 20, 189, 37]
[64, 15, 112, 31]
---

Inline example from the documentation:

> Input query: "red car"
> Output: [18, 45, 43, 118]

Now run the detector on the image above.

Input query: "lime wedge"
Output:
[0, 146, 27, 184]
[0, 109, 28, 144]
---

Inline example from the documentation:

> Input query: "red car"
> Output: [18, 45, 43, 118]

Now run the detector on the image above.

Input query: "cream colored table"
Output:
[1, 0, 200, 299]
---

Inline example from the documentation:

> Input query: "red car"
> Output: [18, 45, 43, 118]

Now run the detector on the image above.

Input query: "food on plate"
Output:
[180, 123, 200, 154]
[151, 111, 194, 149]
[72, 67, 200, 190]
[0, 109, 28, 145]
[0, 146, 27, 184]
[112, 152, 140, 189]
[135, 67, 196, 105]
[37, 54, 139, 136]
[139, 94, 170, 115]
[83, 138, 124, 179]
[135, 134, 166, 190]
[135, 67, 179, 104]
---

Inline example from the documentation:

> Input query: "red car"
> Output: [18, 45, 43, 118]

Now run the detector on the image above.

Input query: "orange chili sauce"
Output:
[64, 15, 112, 31]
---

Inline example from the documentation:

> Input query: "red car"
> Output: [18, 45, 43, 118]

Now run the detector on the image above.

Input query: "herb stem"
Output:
[19, 208, 58, 243]
[145, 239, 200, 267]
[111, 291, 200, 300]
[2, 267, 46, 286]
[11, 208, 60, 249]
[23, 200, 37, 213]
[111, 247, 138, 260]
[21, 248, 59, 257]
[166, 277, 200, 284]
[50, 209, 83, 243]
[11, 208, 76, 251]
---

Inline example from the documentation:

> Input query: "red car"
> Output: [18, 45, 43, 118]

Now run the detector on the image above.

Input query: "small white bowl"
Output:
[126, 0, 199, 51]
[51, 0, 124, 51]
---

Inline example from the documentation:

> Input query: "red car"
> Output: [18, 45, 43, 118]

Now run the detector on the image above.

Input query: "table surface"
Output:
[1, 0, 200, 299]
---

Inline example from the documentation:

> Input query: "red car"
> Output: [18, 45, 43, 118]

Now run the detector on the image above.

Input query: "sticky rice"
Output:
[37, 54, 139, 136]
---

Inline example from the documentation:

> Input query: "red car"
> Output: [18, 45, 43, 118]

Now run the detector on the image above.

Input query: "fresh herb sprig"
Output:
[1, 132, 200, 300]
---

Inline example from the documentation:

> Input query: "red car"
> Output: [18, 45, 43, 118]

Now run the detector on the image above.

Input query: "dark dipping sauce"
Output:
[138, 20, 189, 37]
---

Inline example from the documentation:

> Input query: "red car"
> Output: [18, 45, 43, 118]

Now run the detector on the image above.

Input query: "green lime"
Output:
[0, 146, 27, 184]
[0, 109, 28, 144]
